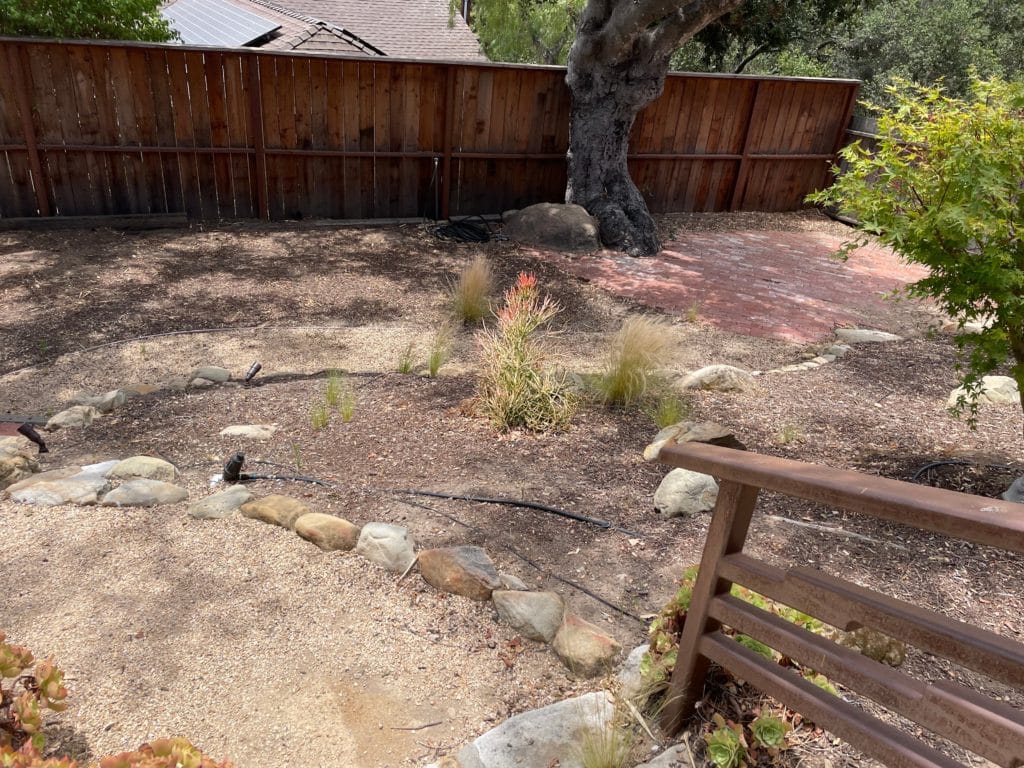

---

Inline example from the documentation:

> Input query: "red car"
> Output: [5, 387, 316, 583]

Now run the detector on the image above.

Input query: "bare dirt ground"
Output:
[1, 214, 1022, 768]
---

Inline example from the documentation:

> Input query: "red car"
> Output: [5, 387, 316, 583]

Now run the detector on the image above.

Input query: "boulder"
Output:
[219, 424, 278, 440]
[45, 406, 100, 431]
[109, 456, 177, 483]
[654, 468, 718, 518]
[452, 691, 615, 768]
[502, 203, 600, 252]
[100, 479, 188, 507]
[634, 745, 691, 767]
[190, 366, 231, 383]
[188, 485, 253, 519]
[355, 522, 416, 573]
[418, 545, 502, 601]
[947, 375, 1020, 408]
[240, 494, 311, 529]
[834, 328, 902, 343]
[823, 343, 851, 358]
[294, 513, 360, 551]
[1002, 476, 1024, 504]
[677, 365, 755, 392]
[124, 383, 161, 397]
[70, 389, 128, 414]
[643, 420, 744, 461]
[0, 437, 39, 490]
[8, 467, 111, 506]
[617, 644, 651, 704]
[492, 590, 564, 642]
[835, 627, 905, 667]
[552, 614, 621, 678]
[499, 572, 529, 591]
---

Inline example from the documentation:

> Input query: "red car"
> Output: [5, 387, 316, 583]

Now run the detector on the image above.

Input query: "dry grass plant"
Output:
[427, 324, 453, 377]
[596, 316, 675, 406]
[449, 254, 494, 324]
[397, 342, 416, 374]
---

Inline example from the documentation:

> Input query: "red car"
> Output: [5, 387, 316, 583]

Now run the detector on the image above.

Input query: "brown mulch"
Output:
[1, 215, 1022, 768]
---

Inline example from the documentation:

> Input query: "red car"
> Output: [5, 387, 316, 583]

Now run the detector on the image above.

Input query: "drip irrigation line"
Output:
[430, 219, 491, 243]
[386, 488, 640, 537]
[910, 458, 1014, 482]
[392, 495, 644, 624]
[238, 472, 331, 486]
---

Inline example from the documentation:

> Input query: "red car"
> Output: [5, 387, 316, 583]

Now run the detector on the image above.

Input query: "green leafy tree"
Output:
[0, 0, 175, 41]
[467, 0, 584, 65]
[809, 77, 1024, 427]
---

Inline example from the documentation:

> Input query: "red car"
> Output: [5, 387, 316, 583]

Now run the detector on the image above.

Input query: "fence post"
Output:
[660, 479, 760, 735]
[824, 82, 860, 188]
[440, 64, 456, 220]
[246, 53, 269, 220]
[728, 81, 762, 212]
[8, 44, 51, 217]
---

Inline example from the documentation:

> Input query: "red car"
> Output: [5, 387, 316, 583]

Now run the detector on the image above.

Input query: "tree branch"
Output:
[643, 0, 745, 63]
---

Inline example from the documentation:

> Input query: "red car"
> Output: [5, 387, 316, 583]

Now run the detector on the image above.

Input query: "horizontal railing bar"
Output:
[699, 634, 963, 768]
[657, 442, 1024, 553]
[709, 594, 1024, 767]
[718, 553, 1024, 689]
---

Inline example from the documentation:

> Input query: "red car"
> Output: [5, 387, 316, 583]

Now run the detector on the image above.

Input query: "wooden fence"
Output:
[0, 38, 859, 222]
[657, 441, 1024, 768]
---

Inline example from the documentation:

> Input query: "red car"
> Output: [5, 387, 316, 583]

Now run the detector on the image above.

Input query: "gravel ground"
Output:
[2, 214, 1022, 768]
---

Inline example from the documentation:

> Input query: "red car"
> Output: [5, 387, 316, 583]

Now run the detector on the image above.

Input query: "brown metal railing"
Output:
[657, 442, 1024, 768]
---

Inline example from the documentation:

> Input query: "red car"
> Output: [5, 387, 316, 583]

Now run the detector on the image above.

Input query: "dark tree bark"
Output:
[566, 0, 744, 256]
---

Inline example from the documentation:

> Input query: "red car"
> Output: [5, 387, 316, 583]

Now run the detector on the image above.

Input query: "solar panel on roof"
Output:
[162, 0, 282, 47]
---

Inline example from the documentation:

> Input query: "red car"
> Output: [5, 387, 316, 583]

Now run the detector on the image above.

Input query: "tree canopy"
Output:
[0, 0, 175, 41]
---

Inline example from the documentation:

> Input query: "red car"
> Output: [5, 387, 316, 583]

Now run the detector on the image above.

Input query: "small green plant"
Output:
[324, 370, 343, 408]
[338, 388, 356, 423]
[775, 424, 802, 445]
[705, 715, 747, 768]
[290, 443, 303, 473]
[648, 390, 690, 428]
[310, 401, 330, 430]
[749, 714, 790, 751]
[685, 302, 700, 323]
[397, 342, 416, 374]
[448, 254, 494, 324]
[427, 325, 452, 377]
[477, 272, 576, 431]
[595, 316, 674, 406]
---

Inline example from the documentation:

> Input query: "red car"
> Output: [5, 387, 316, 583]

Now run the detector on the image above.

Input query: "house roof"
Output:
[260, 0, 485, 60]
[162, 0, 282, 47]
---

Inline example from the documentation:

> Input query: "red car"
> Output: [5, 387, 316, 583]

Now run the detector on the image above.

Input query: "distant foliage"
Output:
[0, 0, 176, 41]
[809, 77, 1024, 425]
[462, 0, 585, 64]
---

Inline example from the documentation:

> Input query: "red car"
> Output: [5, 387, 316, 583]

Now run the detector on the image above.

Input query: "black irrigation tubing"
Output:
[392, 495, 644, 624]
[386, 488, 640, 537]
[910, 459, 1015, 482]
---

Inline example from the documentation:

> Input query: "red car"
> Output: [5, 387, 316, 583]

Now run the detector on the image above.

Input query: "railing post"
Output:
[660, 479, 760, 735]
[8, 44, 52, 217]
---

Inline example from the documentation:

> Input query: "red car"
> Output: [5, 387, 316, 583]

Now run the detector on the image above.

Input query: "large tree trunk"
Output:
[565, 0, 744, 257]
[566, 61, 667, 256]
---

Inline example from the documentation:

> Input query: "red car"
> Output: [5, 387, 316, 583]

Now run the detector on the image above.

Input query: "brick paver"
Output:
[535, 229, 930, 343]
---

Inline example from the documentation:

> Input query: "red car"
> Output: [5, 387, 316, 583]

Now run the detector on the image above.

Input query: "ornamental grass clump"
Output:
[449, 255, 494, 324]
[477, 272, 576, 431]
[596, 316, 674, 406]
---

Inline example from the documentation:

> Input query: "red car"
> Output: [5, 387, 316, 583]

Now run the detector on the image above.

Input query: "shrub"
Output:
[448, 255, 494, 324]
[595, 316, 674, 406]
[477, 272, 576, 431]
[808, 77, 1024, 426]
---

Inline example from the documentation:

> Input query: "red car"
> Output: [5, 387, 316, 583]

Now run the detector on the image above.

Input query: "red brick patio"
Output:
[533, 229, 931, 344]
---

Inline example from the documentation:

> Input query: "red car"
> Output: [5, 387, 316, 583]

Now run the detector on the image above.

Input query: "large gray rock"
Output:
[1003, 476, 1024, 504]
[8, 467, 111, 506]
[552, 614, 621, 678]
[654, 468, 718, 518]
[188, 485, 253, 519]
[947, 375, 1020, 408]
[418, 545, 502, 601]
[70, 389, 128, 414]
[451, 691, 615, 768]
[190, 366, 231, 383]
[634, 745, 692, 767]
[835, 328, 903, 343]
[503, 203, 600, 252]
[109, 456, 178, 483]
[100, 479, 188, 507]
[294, 512, 360, 551]
[492, 590, 564, 642]
[0, 437, 39, 490]
[45, 405, 100, 431]
[240, 494, 311, 529]
[219, 424, 278, 440]
[643, 420, 744, 461]
[617, 644, 651, 704]
[355, 522, 416, 573]
[677, 365, 755, 392]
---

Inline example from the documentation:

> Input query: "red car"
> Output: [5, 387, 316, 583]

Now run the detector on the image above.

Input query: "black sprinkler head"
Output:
[244, 362, 262, 383]
[223, 451, 246, 483]
[17, 423, 48, 454]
